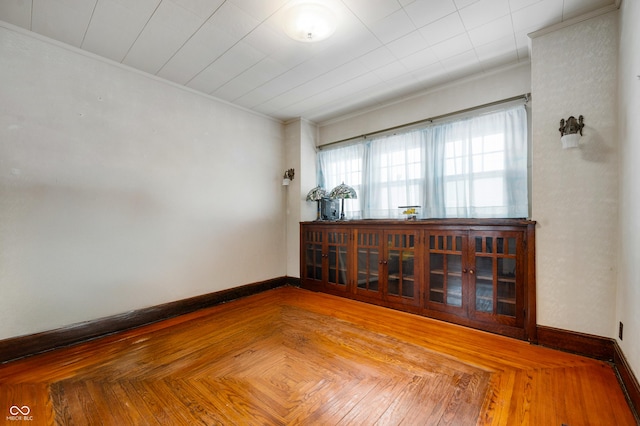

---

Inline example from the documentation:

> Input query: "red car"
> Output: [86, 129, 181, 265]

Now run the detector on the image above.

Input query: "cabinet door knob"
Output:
[462, 268, 468, 273]
[469, 269, 475, 274]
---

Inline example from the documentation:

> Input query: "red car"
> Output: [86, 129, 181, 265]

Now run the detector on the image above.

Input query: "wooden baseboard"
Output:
[537, 325, 639, 420]
[0, 276, 293, 364]
[536, 325, 614, 361]
[614, 341, 640, 422]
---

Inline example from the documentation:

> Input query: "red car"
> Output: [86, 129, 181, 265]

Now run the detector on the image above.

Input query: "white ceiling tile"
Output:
[404, 0, 457, 28]
[508, 0, 543, 13]
[442, 52, 483, 80]
[171, 0, 224, 18]
[273, 71, 384, 119]
[385, 30, 428, 59]
[373, 60, 409, 81]
[409, 61, 448, 83]
[562, 0, 613, 20]
[514, 29, 531, 50]
[82, 0, 160, 63]
[468, 14, 513, 47]
[479, 49, 518, 71]
[321, 31, 382, 65]
[19, 0, 612, 122]
[357, 46, 396, 70]
[511, 0, 562, 32]
[516, 45, 529, 60]
[431, 33, 473, 61]
[242, 23, 290, 56]
[454, 0, 480, 9]
[0, 0, 32, 29]
[267, 43, 318, 70]
[458, 0, 510, 30]
[233, 79, 286, 109]
[215, 56, 287, 100]
[474, 34, 516, 61]
[122, 0, 212, 74]
[205, 1, 260, 40]
[341, 0, 402, 26]
[419, 12, 465, 46]
[250, 66, 315, 102]
[370, 8, 416, 43]
[157, 21, 237, 84]
[228, 0, 288, 22]
[186, 41, 265, 94]
[440, 49, 479, 71]
[185, 64, 228, 94]
[31, 0, 97, 47]
[282, 60, 370, 106]
[400, 46, 439, 70]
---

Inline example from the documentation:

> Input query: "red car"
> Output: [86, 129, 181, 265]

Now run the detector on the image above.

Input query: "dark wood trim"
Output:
[536, 325, 614, 361]
[537, 325, 639, 420]
[614, 342, 640, 422]
[0, 277, 291, 364]
[524, 223, 537, 343]
[301, 218, 536, 227]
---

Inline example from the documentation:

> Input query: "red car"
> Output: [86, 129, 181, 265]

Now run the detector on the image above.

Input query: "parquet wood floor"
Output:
[0, 287, 635, 425]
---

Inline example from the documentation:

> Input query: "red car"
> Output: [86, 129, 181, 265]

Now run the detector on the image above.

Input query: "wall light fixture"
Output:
[282, 168, 295, 186]
[559, 115, 584, 149]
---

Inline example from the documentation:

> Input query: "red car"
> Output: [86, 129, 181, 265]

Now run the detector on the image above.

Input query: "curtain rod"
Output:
[319, 93, 531, 150]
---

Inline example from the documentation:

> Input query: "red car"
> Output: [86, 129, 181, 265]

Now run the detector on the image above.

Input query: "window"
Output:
[317, 104, 528, 219]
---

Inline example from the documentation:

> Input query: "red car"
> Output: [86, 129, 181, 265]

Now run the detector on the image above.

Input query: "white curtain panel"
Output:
[317, 104, 528, 219]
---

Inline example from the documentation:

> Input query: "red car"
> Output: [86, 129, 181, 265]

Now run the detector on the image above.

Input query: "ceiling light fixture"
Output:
[283, 3, 336, 43]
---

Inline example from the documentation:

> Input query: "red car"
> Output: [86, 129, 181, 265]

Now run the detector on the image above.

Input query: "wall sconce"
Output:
[282, 168, 295, 186]
[559, 115, 584, 149]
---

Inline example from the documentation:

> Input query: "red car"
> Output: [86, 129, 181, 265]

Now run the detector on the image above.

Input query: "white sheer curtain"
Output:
[317, 104, 528, 219]
[426, 105, 528, 218]
[366, 130, 426, 218]
[317, 143, 365, 219]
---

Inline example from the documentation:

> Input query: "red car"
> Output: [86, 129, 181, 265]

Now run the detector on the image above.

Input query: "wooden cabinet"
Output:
[301, 225, 350, 295]
[300, 219, 536, 342]
[353, 228, 421, 307]
[425, 230, 466, 316]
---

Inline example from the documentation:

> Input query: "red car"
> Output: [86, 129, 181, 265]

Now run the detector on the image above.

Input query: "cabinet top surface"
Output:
[301, 218, 536, 227]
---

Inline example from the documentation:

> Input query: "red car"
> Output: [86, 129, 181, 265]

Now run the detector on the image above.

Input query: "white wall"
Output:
[0, 24, 286, 340]
[531, 11, 619, 338]
[617, 0, 640, 377]
[284, 118, 318, 278]
[318, 62, 531, 146]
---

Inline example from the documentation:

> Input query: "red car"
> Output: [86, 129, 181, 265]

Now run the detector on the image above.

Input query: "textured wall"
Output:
[0, 25, 285, 340]
[617, 0, 640, 378]
[531, 11, 619, 337]
[318, 62, 531, 145]
[284, 119, 318, 278]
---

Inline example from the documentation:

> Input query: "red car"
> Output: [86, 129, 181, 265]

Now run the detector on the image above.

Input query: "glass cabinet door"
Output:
[326, 230, 349, 291]
[355, 231, 381, 296]
[470, 232, 523, 326]
[426, 232, 466, 313]
[384, 231, 419, 305]
[303, 228, 324, 283]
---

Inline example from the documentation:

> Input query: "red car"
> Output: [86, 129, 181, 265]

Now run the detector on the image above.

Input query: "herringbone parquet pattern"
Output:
[0, 287, 635, 425]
